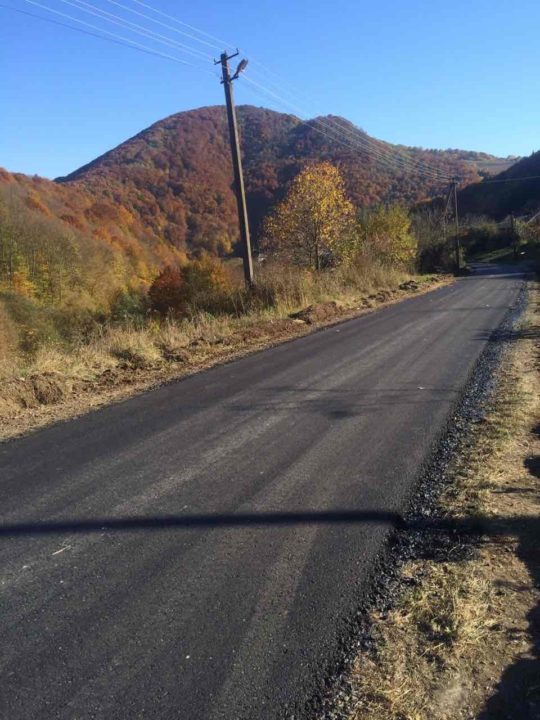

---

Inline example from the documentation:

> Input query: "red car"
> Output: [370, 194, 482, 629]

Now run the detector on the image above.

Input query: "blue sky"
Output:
[1, 0, 539, 178]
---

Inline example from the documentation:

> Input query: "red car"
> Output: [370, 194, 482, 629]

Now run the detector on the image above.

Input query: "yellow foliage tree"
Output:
[356, 205, 417, 267]
[263, 162, 355, 270]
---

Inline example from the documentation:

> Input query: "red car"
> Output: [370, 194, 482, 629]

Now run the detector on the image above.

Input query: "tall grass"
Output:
[1, 259, 414, 386]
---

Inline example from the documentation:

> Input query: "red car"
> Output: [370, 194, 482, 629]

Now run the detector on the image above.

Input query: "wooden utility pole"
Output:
[442, 183, 453, 245]
[452, 177, 461, 274]
[511, 212, 518, 259]
[216, 51, 254, 288]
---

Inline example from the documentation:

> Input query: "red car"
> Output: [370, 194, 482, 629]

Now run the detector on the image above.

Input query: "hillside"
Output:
[458, 150, 540, 219]
[58, 106, 515, 251]
[2, 105, 516, 268]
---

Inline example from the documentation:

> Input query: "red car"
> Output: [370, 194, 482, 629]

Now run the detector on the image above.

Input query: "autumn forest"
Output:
[0, 104, 516, 311]
[1, 103, 538, 422]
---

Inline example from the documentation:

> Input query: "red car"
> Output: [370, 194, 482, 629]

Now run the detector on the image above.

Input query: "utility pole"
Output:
[511, 212, 518, 259]
[216, 51, 254, 288]
[442, 183, 453, 245]
[452, 177, 461, 274]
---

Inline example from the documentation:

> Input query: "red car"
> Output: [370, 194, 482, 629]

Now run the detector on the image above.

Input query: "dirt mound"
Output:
[290, 301, 341, 324]
[0, 372, 69, 415]
[399, 279, 420, 291]
[31, 373, 69, 404]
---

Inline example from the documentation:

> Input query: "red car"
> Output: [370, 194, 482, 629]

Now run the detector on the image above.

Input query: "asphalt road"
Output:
[0, 265, 525, 719]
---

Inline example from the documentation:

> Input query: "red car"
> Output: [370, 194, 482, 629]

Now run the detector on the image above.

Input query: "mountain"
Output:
[2, 105, 517, 264]
[457, 150, 540, 219]
[55, 106, 516, 250]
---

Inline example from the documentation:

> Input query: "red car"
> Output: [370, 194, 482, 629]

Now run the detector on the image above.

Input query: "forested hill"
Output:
[458, 150, 540, 219]
[2, 105, 515, 265]
[55, 105, 514, 254]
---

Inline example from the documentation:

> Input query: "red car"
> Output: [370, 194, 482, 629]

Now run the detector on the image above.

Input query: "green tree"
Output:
[357, 205, 417, 267]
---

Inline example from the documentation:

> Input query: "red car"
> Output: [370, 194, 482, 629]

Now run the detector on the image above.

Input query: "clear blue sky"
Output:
[1, 0, 539, 178]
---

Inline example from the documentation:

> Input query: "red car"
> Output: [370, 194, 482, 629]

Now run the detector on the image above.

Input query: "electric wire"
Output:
[241, 75, 452, 182]
[13, 0, 521, 188]
[127, 0, 236, 52]
[241, 65, 454, 180]
[241, 75, 446, 179]
[102, 0, 225, 51]
[232, 69, 454, 180]
[108, 0, 454, 180]
[478, 175, 540, 184]
[240, 78, 450, 183]
[19, 0, 215, 72]
[57, 0, 214, 61]
[65, 0, 457, 182]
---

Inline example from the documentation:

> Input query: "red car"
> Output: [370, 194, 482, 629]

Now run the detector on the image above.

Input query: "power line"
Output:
[243, 80, 450, 182]
[241, 60, 456, 180]
[105, 0, 454, 180]
[126, 0, 237, 52]
[242, 75, 451, 180]
[10, 0, 501, 187]
[241, 75, 452, 182]
[17, 0, 215, 72]
[241, 75, 436, 178]
[463, 159, 519, 165]
[102, 0, 223, 51]
[19, 0, 456, 182]
[57, 0, 214, 61]
[479, 175, 540, 184]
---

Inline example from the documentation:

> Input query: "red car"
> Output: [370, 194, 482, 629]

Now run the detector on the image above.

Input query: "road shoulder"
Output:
[0, 275, 450, 443]
[329, 280, 539, 720]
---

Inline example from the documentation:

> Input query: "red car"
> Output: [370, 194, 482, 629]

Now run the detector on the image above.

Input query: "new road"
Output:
[0, 265, 525, 719]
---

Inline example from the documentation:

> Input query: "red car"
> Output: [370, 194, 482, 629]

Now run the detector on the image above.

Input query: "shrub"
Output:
[1, 292, 60, 353]
[356, 205, 417, 268]
[148, 257, 233, 316]
[183, 255, 230, 302]
[148, 266, 184, 315]
[111, 289, 149, 325]
[411, 207, 455, 272]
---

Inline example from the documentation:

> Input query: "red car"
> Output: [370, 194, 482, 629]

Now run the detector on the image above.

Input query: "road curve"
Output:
[0, 265, 524, 719]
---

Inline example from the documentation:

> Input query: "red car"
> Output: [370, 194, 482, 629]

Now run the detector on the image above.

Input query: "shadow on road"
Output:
[0, 510, 536, 539]
[0, 260, 536, 716]
[1, 507, 537, 716]
[491, 326, 540, 342]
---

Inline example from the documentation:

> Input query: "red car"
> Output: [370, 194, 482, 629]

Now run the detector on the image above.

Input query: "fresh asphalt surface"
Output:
[0, 264, 525, 719]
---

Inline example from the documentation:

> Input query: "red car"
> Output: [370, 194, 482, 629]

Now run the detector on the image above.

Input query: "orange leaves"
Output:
[59, 213, 85, 231]
[25, 192, 53, 217]
[263, 162, 355, 270]
[148, 256, 232, 316]
[148, 266, 184, 315]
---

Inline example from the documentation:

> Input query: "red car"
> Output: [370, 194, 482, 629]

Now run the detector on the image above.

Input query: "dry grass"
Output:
[344, 283, 540, 720]
[0, 265, 447, 440]
[254, 261, 409, 314]
[0, 298, 19, 373]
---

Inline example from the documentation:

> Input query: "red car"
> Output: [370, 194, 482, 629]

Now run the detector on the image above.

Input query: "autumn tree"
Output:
[263, 162, 355, 270]
[355, 205, 417, 267]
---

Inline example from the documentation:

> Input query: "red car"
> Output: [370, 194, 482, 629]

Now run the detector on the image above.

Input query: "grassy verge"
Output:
[341, 282, 539, 719]
[468, 242, 540, 267]
[0, 264, 450, 441]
